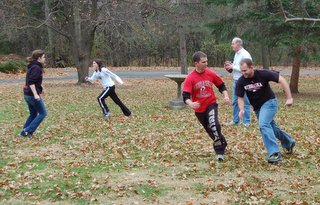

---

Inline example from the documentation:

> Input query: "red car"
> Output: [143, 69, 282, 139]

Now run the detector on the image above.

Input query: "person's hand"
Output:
[223, 96, 230, 104]
[285, 98, 293, 107]
[238, 109, 244, 119]
[224, 61, 233, 73]
[188, 101, 200, 109]
[224, 60, 232, 65]
[34, 94, 40, 101]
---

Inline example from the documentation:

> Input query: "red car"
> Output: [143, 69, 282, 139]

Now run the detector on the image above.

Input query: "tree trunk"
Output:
[289, 46, 301, 93]
[261, 44, 269, 69]
[44, 0, 55, 67]
[179, 27, 187, 74]
[179, 2, 187, 74]
[65, 0, 96, 83]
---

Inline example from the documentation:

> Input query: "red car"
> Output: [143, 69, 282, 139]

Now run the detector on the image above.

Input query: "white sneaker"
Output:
[228, 121, 239, 126]
[103, 112, 111, 119]
[216, 154, 224, 162]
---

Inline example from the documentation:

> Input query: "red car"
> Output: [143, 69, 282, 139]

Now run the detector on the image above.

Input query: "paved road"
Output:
[1, 69, 320, 84]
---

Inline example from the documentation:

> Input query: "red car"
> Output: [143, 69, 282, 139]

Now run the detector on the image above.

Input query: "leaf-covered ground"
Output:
[0, 73, 319, 205]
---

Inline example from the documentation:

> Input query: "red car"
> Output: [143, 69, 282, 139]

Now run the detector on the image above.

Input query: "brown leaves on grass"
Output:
[0, 75, 320, 204]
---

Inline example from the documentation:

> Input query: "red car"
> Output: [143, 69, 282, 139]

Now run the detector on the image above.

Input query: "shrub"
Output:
[0, 60, 27, 73]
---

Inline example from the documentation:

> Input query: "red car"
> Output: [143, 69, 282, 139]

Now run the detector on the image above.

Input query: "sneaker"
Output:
[228, 121, 239, 126]
[286, 141, 296, 154]
[268, 152, 283, 164]
[125, 112, 133, 117]
[216, 154, 224, 162]
[19, 130, 32, 138]
[103, 112, 111, 119]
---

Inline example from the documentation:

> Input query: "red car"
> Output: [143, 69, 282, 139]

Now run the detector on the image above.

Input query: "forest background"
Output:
[0, 0, 320, 92]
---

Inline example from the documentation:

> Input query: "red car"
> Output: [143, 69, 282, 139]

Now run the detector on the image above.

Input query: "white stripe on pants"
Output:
[98, 87, 110, 114]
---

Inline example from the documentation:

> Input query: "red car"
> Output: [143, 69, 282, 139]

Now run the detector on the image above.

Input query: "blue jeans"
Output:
[23, 95, 47, 134]
[232, 80, 251, 124]
[255, 98, 295, 156]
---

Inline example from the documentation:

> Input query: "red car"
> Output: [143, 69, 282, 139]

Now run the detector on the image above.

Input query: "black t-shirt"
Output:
[236, 70, 279, 110]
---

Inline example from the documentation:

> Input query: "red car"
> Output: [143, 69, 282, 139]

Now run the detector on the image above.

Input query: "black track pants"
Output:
[97, 85, 131, 116]
[195, 103, 227, 155]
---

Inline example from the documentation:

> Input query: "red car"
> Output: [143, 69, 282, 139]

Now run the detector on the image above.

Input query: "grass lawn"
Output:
[0, 74, 319, 204]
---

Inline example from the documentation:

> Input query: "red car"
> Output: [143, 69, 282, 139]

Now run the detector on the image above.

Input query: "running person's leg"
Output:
[23, 95, 38, 130]
[195, 103, 227, 155]
[255, 98, 281, 158]
[232, 80, 240, 124]
[21, 95, 47, 136]
[206, 103, 227, 155]
[109, 86, 131, 116]
[97, 87, 111, 115]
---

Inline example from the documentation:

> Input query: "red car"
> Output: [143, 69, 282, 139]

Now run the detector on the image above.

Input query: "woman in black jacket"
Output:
[20, 49, 47, 138]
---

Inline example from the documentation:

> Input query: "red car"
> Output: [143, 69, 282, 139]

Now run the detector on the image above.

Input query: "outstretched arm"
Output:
[85, 71, 98, 82]
[238, 97, 245, 118]
[278, 75, 293, 106]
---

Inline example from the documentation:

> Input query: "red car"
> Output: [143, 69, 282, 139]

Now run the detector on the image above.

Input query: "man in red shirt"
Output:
[183, 51, 230, 161]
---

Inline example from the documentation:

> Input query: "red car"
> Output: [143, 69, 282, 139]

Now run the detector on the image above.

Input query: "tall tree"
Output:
[44, 0, 55, 67]
[278, 0, 320, 92]
[206, 0, 320, 93]
[1, 0, 145, 83]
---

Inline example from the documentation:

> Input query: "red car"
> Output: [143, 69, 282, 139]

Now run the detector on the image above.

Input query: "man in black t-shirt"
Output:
[236, 59, 296, 164]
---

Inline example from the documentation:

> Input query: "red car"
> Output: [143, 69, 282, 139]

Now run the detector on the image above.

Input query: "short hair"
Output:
[240, 58, 253, 67]
[192, 51, 207, 63]
[93, 59, 103, 69]
[233, 37, 243, 46]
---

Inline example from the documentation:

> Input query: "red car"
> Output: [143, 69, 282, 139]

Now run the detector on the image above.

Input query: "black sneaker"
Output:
[268, 152, 283, 164]
[286, 141, 296, 154]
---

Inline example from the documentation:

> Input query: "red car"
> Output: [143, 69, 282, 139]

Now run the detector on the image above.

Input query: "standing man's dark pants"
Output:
[97, 85, 131, 116]
[195, 103, 227, 155]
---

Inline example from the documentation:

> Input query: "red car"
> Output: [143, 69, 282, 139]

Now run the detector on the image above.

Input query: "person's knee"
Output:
[29, 112, 37, 118]
[40, 110, 48, 118]
[258, 121, 271, 130]
[97, 96, 105, 103]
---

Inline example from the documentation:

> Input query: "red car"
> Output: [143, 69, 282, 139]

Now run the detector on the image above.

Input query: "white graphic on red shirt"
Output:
[195, 80, 212, 98]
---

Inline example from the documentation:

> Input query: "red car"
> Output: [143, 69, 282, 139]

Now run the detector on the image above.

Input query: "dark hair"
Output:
[240, 58, 253, 67]
[93, 59, 103, 71]
[192, 51, 207, 63]
[26, 49, 45, 63]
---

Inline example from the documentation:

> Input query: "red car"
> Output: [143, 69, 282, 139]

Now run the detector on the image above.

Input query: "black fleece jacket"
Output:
[23, 60, 44, 96]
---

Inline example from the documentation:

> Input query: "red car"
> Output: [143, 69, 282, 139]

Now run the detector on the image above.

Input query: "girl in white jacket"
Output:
[86, 59, 131, 118]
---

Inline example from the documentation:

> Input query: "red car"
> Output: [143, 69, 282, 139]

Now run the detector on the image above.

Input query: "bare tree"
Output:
[278, 0, 320, 92]
[279, 0, 320, 22]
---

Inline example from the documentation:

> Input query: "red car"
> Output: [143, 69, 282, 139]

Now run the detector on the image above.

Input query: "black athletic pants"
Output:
[97, 85, 131, 116]
[195, 103, 227, 155]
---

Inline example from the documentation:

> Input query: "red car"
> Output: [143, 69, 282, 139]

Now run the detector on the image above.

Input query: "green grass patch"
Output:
[131, 184, 166, 199]
[0, 60, 26, 73]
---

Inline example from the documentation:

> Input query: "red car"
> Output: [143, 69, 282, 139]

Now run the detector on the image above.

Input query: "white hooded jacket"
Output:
[86, 67, 123, 88]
